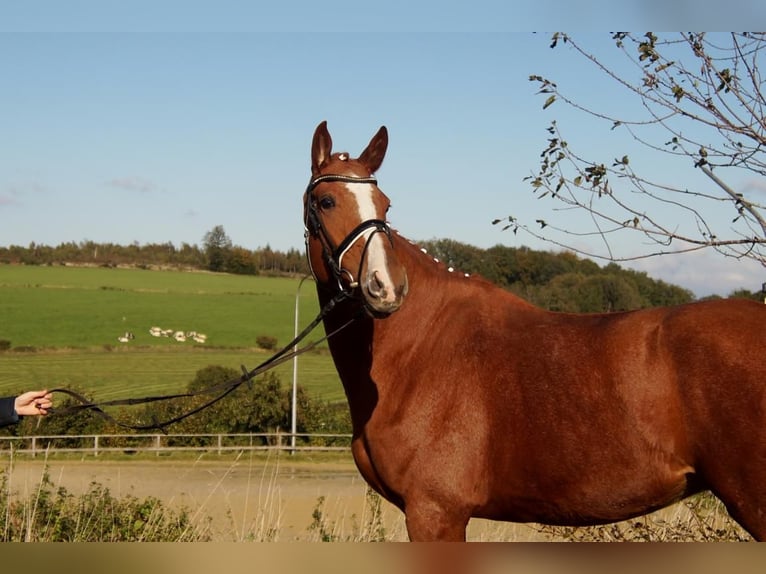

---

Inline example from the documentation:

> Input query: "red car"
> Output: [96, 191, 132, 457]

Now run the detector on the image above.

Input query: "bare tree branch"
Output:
[499, 33, 766, 269]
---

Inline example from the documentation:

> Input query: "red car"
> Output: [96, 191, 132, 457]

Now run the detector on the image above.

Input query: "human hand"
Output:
[14, 390, 53, 417]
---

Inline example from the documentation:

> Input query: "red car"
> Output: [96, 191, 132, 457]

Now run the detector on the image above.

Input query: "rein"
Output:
[42, 173, 385, 432]
[46, 290, 357, 432]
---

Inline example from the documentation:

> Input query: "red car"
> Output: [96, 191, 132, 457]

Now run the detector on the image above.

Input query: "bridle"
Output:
[304, 174, 393, 295]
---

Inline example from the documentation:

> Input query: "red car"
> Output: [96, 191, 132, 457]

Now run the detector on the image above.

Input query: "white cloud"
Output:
[742, 179, 766, 196]
[106, 177, 157, 193]
[627, 250, 765, 298]
[0, 182, 45, 206]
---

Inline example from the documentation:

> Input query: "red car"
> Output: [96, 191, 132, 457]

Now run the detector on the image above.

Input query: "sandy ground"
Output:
[3, 454, 550, 542]
[3, 454, 414, 541]
[1, 456, 747, 544]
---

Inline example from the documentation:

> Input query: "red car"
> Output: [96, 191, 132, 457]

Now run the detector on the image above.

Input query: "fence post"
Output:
[94, 435, 99, 457]
[217, 434, 222, 456]
[31, 436, 36, 458]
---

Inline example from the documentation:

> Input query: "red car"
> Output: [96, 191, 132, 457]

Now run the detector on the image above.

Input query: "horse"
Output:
[302, 120, 766, 541]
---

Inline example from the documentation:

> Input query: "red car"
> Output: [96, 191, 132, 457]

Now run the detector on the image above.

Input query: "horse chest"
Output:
[350, 434, 407, 508]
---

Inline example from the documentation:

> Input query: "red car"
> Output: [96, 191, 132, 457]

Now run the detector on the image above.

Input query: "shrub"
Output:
[0, 468, 212, 541]
[130, 365, 350, 436]
[256, 335, 278, 351]
[0, 340, 10, 352]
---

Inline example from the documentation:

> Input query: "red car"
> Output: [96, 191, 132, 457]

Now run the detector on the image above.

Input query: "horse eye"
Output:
[319, 196, 335, 210]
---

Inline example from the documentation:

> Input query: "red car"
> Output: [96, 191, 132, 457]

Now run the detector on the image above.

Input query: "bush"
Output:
[0, 468, 211, 541]
[256, 335, 278, 351]
[0, 340, 10, 352]
[130, 365, 351, 436]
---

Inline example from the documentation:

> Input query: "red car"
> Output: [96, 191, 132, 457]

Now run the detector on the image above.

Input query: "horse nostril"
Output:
[367, 270, 387, 299]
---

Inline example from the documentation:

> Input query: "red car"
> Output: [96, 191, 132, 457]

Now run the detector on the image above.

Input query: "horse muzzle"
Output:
[362, 268, 408, 316]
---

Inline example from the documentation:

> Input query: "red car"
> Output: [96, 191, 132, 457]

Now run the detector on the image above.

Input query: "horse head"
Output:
[304, 121, 408, 316]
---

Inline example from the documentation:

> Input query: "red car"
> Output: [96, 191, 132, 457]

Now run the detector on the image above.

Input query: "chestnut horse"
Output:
[303, 121, 766, 541]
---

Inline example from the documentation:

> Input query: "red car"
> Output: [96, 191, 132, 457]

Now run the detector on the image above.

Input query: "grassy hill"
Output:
[0, 264, 345, 403]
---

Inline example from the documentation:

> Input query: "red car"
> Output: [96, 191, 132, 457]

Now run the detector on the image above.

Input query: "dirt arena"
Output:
[4, 454, 394, 541]
[4, 454, 546, 541]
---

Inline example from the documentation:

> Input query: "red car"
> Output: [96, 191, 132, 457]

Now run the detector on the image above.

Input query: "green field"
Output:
[0, 264, 345, 403]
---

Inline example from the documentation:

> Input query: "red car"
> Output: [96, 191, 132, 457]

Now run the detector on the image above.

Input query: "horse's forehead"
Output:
[318, 157, 388, 215]
[323, 153, 367, 175]
[322, 179, 380, 222]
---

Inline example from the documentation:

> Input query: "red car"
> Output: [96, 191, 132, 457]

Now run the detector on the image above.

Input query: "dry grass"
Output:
[467, 492, 751, 542]
[1, 452, 752, 542]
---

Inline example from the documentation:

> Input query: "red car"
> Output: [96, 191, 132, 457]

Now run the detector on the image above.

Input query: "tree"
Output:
[531, 272, 645, 313]
[495, 33, 766, 270]
[202, 225, 232, 272]
[226, 246, 257, 275]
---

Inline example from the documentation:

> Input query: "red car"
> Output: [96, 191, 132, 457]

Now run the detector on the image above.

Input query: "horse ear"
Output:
[311, 121, 333, 176]
[358, 126, 388, 174]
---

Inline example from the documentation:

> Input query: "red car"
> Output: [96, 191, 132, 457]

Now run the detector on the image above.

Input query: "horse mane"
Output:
[388, 227, 538, 310]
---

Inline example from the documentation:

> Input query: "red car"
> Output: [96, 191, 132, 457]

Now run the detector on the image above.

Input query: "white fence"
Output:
[0, 432, 353, 457]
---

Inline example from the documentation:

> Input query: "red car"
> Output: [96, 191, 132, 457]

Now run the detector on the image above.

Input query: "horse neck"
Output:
[314, 286, 375, 429]
[316, 228, 532, 352]
[314, 230, 535, 428]
[388, 229, 525, 310]
[315, 229, 459, 331]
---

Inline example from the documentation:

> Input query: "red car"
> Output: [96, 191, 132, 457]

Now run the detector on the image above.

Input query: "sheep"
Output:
[117, 331, 134, 343]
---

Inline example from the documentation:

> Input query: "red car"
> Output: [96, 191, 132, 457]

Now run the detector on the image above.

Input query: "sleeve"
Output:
[0, 396, 20, 427]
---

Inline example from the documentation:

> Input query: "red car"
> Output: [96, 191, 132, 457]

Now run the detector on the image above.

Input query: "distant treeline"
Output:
[2, 237, 760, 311]
[417, 238, 763, 310]
[0, 240, 308, 276]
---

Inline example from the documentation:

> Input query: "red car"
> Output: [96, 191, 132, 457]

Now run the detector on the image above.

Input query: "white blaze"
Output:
[340, 182, 394, 293]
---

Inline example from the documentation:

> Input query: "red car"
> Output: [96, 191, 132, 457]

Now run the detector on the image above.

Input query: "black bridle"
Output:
[304, 174, 393, 294]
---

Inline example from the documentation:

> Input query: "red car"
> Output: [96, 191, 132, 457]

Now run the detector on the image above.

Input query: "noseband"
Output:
[304, 174, 393, 294]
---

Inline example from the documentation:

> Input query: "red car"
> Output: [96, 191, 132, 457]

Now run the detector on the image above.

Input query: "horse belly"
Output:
[479, 449, 695, 526]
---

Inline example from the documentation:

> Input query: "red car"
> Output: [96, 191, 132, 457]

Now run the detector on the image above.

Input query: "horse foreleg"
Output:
[699, 448, 766, 540]
[405, 501, 469, 542]
[712, 489, 765, 541]
[726, 505, 765, 541]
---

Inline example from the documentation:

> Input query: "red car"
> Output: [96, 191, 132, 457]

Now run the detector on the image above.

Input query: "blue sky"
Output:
[2, 4, 765, 297]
